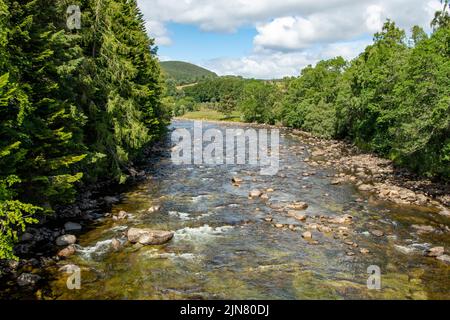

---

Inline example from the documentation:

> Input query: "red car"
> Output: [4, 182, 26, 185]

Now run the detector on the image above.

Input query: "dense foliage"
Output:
[0, 0, 166, 259]
[183, 76, 246, 105]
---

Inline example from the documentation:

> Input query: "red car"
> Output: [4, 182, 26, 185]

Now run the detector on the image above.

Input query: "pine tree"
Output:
[0, 0, 87, 259]
[76, 0, 165, 183]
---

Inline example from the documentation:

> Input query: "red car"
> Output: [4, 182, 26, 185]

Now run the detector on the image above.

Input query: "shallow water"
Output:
[17, 120, 450, 299]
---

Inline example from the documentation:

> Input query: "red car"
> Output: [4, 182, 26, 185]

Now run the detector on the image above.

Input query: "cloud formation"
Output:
[137, 0, 443, 78]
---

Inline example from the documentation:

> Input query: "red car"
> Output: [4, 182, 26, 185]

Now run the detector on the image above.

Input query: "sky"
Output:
[137, 0, 444, 79]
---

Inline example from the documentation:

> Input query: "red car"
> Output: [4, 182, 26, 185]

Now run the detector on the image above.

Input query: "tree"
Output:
[0, 0, 166, 259]
[432, 0, 450, 30]
[335, 21, 408, 153]
[219, 94, 237, 117]
[281, 57, 346, 137]
[240, 81, 279, 124]
[75, 0, 165, 183]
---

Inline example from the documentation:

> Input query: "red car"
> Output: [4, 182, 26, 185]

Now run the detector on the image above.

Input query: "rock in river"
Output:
[148, 205, 161, 213]
[127, 228, 174, 245]
[288, 211, 307, 222]
[232, 177, 243, 185]
[370, 230, 384, 237]
[113, 210, 128, 221]
[358, 184, 374, 192]
[56, 234, 77, 246]
[302, 231, 313, 239]
[426, 247, 445, 257]
[57, 245, 77, 258]
[17, 273, 41, 287]
[289, 202, 309, 211]
[64, 222, 82, 232]
[111, 238, 122, 251]
[437, 255, 450, 264]
[249, 189, 263, 198]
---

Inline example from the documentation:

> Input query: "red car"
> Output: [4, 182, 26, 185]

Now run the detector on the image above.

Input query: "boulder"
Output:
[127, 228, 174, 245]
[64, 222, 82, 232]
[426, 247, 445, 257]
[104, 196, 120, 206]
[57, 245, 77, 258]
[56, 234, 77, 246]
[17, 273, 41, 287]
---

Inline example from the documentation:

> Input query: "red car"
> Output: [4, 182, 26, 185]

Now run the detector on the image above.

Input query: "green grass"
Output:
[180, 108, 242, 122]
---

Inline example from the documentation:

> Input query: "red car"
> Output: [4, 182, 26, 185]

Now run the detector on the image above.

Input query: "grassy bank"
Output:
[180, 108, 242, 122]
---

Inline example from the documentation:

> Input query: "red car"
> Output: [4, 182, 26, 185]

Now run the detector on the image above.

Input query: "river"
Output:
[7, 120, 450, 299]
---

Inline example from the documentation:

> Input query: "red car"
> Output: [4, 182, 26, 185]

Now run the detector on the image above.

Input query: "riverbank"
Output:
[178, 108, 241, 122]
[0, 140, 169, 289]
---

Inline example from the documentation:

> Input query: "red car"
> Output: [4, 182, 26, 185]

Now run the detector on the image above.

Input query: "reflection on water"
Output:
[26, 121, 450, 299]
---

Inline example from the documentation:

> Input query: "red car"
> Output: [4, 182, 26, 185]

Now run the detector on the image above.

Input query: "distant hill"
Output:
[160, 61, 217, 85]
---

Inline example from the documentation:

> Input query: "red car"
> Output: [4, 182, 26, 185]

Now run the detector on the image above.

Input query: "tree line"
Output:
[182, 4, 449, 182]
[0, 0, 167, 259]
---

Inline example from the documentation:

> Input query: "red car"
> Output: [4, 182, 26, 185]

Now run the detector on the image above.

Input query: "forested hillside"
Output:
[0, 0, 167, 259]
[161, 61, 217, 85]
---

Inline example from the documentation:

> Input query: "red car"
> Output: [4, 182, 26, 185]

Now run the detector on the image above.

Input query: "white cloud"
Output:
[137, 0, 445, 78]
[365, 5, 384, 32]
[145, 20, 172, 46]
[204, 39, 372, 79]
[203, 51, 315, 79]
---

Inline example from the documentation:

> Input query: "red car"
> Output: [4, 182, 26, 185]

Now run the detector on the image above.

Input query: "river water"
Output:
[13, 120, 450, 299]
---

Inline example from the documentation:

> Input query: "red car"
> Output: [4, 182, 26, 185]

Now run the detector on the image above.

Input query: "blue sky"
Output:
[158, 23, 256, 63]
[137, 0, 443, 79]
